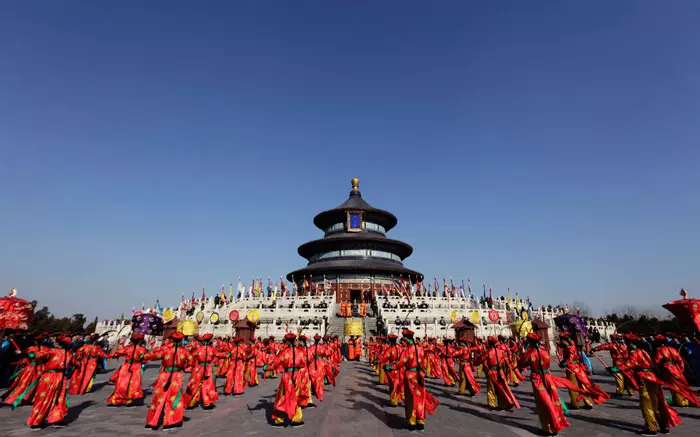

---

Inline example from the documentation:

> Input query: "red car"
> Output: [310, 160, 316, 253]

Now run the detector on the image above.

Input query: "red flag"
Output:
[202, 288, 206, 300]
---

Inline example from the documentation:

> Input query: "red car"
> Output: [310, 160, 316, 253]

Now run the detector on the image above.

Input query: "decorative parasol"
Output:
[228, 310, 240, 322]
[0, 289, 34, 330]
[553, 313, 588, 337]
[488, 310, 500, 323]
[131, 313, 164, 336]
[663, 289, 700, 334]
[177, 320, 198, 336]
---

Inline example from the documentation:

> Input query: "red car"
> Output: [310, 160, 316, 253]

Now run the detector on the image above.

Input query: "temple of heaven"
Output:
[287, 178, 423, 303]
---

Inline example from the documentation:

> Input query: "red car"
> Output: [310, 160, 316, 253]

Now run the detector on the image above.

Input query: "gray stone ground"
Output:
[1, 355, 699, 437]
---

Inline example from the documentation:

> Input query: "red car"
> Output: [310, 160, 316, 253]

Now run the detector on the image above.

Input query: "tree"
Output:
[85, 316, 99, 334]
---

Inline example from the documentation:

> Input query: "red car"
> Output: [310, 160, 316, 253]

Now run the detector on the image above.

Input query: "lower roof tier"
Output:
[286, 258, 423, 282]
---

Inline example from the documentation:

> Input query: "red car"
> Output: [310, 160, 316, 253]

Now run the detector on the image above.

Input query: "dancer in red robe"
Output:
[269, 333, 310, 427]
[557, 333, 609, 409]
[68, 334, 107, 395]
[2, 332, 47, 408]
[245, 339, 263, 387]
[453, 339, 480, 396]
[182, 334, 223, 410]
[380, 334, 403, 407]
[439, 338, 459, 387]
[107, 333, 148, 407]
[224, 337, 248, 396]
[144, 332, 193, 430]
[398, 329, 439, 431]
[615, 334, 700, 436]
[306, 334, 333, 403]
[653, 335, 696, 408]
[593, 334, 636, 396]
[478, 336, 520, 411]
[25, 335, 74, 430]
[518, 333, 569, 436]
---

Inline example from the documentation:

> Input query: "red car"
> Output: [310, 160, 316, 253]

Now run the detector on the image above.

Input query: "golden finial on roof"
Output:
[351, 178, 360, 192]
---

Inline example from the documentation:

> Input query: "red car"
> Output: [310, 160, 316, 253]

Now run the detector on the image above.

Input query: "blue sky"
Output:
[1, 2, 699, 319]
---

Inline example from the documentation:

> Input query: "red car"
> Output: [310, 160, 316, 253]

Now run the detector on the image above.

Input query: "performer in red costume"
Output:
[69, 334, 107, 395]
[398, 329, 438, 431]
[380, 333, 403, 407]
[214, 337, 230, 378]
[439, 338, 458, 387]
[518, 333, 569, 437]
[182, 334, 223, 410]
[269, 333, 310, 427]
[615, 334, 700, 436]
[224, 337, 248, 396]
[478, 336, 520, 411]
[2, 332, 47, 408]
[557, 333, 609, 409]
[453, 339, 480, 397]
[107, 333, 148, 407]
[306, 334, 333, 403]
[144, 332, 193, 431]
[653, 335, 696, 408]
[25, 335, 74, 430]
[593, 334, 635, 396]
[245, 338, 263, 387]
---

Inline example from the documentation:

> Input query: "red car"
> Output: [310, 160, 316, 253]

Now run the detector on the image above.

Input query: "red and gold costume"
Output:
[25, 336, 74, 429]
[182, 334, 223, 409]
[68, 336, 107, 395]
[306, 335, 334, 402]
[380, 334, 403, 406]
[654, 337, 694, 408]
[245, 340, 263, 387]
[518, 333, 569, 436]
[593, 335, 635, 396]
[224, 338, 248, 395]
[2, 334, 47, 408]
[453, 340, 480, 396]
[439, 339, 458, 386]
[478, 336, 520, 411]
[107, 334, 148, 406]
[144, 333, 193, 430]
[398, 329, 438, 430]
[269, 333, 310, 427]
[558, 334, 609, 409]
[616, 335, 700, 434]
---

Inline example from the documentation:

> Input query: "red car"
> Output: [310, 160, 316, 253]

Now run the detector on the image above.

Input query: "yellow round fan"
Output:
[162, 309, 174, 323]
[450, 310, 457, 323]
[210, 312, 219, 323]
[195, 311, 205, 323]
[247, 309, 260, 323]
[471, 311, 481, 324]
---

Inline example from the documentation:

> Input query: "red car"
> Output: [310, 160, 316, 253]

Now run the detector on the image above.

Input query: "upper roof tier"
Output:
[312, 178, 398, 232]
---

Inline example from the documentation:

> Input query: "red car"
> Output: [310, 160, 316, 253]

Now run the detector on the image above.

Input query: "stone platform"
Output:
[1, 358, 699, 437]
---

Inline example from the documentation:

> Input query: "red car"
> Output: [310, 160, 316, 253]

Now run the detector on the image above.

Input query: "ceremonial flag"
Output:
[303, 276, 309, 293]
[443, 278, 449, 297]
[460, 280, 466, 298]
[237, 279, 245, 299]
[468, 278, 472, 299]
[250, 278, 255, 298]
[228, 282, 233, 302]
[181, 294, 185, 309]
[434, 277, 439, 296]
[191, 290, 196, 307]
[155, 298, 162, 315]
[515, 290, 520, 313]
[382, 283, 390, 297]
[310, 275, 317, 295]
[201, 288, 206, 302]
[489, 286, 493, 306]
[482, 282, 486, 300]
[450, 278, 456, 297]
[507, 288, 511, 304]
[267, 277, 273, 297]
[292, 277, 298, 296]
[258, 278, 263, 297]
[273, 285, 278, 300]
[280, 277, 288, 296]
[219, 285, 227, 304]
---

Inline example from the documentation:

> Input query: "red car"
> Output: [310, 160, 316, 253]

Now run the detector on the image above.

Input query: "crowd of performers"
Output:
[367, 330, 700, 436]
[0, 330, 343, 430]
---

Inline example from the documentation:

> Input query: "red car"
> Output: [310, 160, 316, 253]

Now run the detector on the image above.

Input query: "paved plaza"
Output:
[1, 357, 699, 437]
